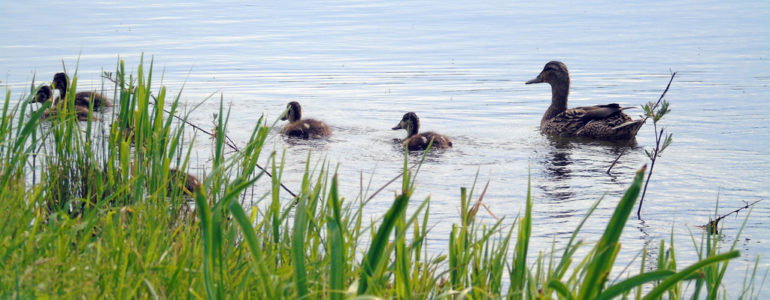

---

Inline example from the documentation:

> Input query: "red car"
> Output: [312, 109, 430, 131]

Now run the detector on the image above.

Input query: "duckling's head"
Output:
[281, 101, 302, 123]
[52, 72, 69, 93]
[34, 85, 53, 103]
[392, 112, 420, 136]
[526, 61, 569, 86]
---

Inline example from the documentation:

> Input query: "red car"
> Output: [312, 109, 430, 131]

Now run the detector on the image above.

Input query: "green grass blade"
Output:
[327, 174, 345, 300]
[578, 166, 646, 300]
[357, 192, 410, 295]
[510, 172, 533, 295]
[228, 200, 274, 298]
[292, 187, 310, 298]
[643, 251, 740, 300]
[547, 279, 575, 300]
[194, 188, 216, 300]
[596, 270, 676, 300]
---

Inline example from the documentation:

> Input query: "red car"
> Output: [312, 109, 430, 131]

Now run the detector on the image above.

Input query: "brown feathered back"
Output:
[280, 101, 331, 139]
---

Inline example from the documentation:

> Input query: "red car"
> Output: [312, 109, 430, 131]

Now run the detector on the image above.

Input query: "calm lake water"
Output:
[2, 0, 769, 295]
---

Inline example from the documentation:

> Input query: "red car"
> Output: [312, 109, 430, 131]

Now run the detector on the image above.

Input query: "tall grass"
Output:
[0, 58, 763, 299]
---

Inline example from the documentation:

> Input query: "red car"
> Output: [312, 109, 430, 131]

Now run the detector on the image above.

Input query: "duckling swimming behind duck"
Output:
[168, 168, 202, 196]
[53, 72, 113, 110]
[34, 85, 98, 121]
[34, 85, 53, 104]
[392, 112, 452, 151]
[41, 104, 98, 122]
[280, 101, 331, 139]
[526, 61, 644, 140]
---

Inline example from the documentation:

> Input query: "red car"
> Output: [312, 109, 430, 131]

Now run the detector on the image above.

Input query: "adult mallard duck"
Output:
[392, 112, 452, 151]
[526, 61, 643, 140]
[52, 72, 113, 110]
[280, 101, 331, 139]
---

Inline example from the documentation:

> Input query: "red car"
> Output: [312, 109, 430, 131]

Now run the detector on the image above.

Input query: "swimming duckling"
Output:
[41, 104, 98, 122]
[280, 101, 331, 139]
[34, 85, 98, 121]
[52, 72, 113, 110]
[34, 85, 53, 103]
[526, 61, 644, 140]
[168, 168, 202, 196]
[392, 112, 452, 151]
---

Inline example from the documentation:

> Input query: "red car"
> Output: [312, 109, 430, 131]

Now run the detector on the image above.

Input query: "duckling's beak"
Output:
[392, 122, 403, 130]
[525, 74, 544, 84]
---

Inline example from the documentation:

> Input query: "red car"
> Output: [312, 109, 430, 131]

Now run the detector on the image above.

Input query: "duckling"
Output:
[392, 112, 452, 151]
[41, 105, 98, 122]
[52, 72, 113, 110]
[34, 85, 98, 121]
[34, 85, 53, 104]
[526, 61, 644, 140]
[280, 101, 331, 138]
[168, 168, 202, 196]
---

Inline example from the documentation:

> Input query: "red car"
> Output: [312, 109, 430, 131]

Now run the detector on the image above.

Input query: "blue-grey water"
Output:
[2, 0, 768, 296]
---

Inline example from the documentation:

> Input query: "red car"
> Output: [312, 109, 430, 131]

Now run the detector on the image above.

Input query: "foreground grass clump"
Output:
[0, 58, 763, 299]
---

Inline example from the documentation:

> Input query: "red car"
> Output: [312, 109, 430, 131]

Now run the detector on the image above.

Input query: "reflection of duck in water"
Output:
[526, 61, 643, 140]
[52, 72, 113, 110]
[536, 138, 577, 205]
[280, 101, 331, 139]
[542, 138, 574, 181]
[392, 112, 452, 151]
[34, 85, 97, 121]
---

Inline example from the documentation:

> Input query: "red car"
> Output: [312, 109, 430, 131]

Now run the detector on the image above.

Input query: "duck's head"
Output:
[33, 85, 53, 103]
[526, 61, 570, 86]
[392, 112, 420, 136]
[52, 72, 69, 93]
[281, 101, 302, 123]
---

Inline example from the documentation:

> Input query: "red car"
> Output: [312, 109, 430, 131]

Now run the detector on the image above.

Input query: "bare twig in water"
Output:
[102, 73, 297, 198]
[366, 163, 418, 202]
[470, 180, 499, 220]
[700, 200, 762, 234]
[606, 72, 677, 175]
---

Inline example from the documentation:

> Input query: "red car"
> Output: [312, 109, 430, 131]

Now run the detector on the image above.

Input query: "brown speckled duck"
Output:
[526, 61, 644, 140]
[168, 168, 202, 196]
[392, 112, 452, 151]
[34, 85, 98, 121]
[53, 72, 113, 110]
[280, 101, 331, 139]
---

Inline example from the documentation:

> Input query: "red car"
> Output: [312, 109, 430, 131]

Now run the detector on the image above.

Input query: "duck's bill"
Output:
[392, 123, 402, 130]
[525, 76, 544, 84]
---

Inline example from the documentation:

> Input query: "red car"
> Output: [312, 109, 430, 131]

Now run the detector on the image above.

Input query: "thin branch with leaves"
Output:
[636, 74, 676, 219]
[607, 72, 677, 175]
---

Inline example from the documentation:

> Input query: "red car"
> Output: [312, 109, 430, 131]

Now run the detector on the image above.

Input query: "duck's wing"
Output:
[548, 104, 640, 139]
[422, 132, 452, 148]
[282, 119, 331, 139]
[304, 119, 331, 137]
[572, 104, 636, 120]
[404, 132, 451, 150]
